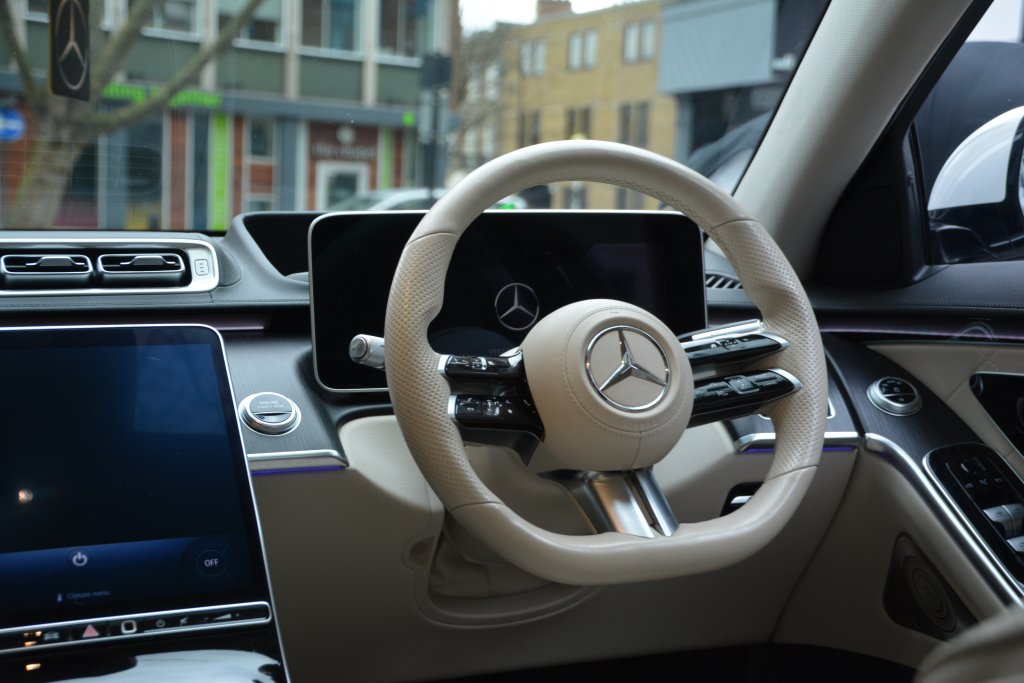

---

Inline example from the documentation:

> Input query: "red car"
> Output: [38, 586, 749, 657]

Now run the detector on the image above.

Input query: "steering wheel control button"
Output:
[690, 370, 801, 427]
[238, 392, 300, 435]
[67, 548, 90, 568]
[585, 326, 670, 413]
[726, 376, 758, 394]
[681, 329, 787, 369]
[443, 352, 524, 381]
[868, 377, 923, 416]
[452, 395, 542, 433]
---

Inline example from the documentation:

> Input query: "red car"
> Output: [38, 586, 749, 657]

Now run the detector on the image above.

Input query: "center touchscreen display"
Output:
[0, 326, 271, 634]
[310, 210, 707, 392]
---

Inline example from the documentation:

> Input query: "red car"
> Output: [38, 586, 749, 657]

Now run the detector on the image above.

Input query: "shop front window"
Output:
[249, 118, 276, 158]
[125, 121, 164, 230]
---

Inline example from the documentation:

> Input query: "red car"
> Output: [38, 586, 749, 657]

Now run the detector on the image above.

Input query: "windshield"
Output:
[0, 0, 828, 231]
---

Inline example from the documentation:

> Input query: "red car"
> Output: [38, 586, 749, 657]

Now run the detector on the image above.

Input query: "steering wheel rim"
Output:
[384, 140, 827, 585]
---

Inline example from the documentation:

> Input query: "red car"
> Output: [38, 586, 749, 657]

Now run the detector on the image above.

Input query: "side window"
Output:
[917, 1, 1024, 264]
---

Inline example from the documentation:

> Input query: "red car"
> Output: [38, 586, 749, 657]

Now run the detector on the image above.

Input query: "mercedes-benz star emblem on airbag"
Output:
[585, 326, 670, 412]
[494, 282, 540, 331]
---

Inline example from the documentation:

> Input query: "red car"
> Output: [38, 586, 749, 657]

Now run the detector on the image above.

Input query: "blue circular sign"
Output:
[0, 108, 26, 142]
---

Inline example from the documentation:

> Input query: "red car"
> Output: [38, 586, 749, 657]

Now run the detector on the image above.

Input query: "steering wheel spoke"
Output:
[549, 468, 678, 538]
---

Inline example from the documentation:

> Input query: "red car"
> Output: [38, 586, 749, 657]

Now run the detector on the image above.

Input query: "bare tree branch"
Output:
[89, 0, 164, 100]
[0, 0, 39, 101]
[84, 0, 265, 134]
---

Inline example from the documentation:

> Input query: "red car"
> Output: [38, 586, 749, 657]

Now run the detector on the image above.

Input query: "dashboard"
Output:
[0, 211, 1022, 682]
[309, 210, 706, 392]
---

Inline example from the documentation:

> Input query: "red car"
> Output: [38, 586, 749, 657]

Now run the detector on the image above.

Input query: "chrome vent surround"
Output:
[705, 273, 743, 289]
[0, 237, 218, 295]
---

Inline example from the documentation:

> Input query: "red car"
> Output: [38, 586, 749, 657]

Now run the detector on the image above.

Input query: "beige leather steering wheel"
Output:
[384, 140, 827, 585]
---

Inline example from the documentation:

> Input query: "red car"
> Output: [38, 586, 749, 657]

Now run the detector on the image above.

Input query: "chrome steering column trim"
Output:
[551, 468, 679, 539]
[864, 433, 1023, 605]
[632, 468, 680, 536]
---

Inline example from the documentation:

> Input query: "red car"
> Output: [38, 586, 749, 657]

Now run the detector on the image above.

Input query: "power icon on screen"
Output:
[68, 549, 90, 568]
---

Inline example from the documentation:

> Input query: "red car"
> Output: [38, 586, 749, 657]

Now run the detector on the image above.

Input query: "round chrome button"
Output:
[867, 376, 922, 416]
[238, 392, 300, 435]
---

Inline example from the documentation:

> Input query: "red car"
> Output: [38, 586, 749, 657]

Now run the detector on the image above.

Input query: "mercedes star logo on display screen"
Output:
[494, 282, 540, 331]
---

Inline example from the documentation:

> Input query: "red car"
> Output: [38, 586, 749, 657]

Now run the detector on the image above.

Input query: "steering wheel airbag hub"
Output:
[521, 299, 693, 472]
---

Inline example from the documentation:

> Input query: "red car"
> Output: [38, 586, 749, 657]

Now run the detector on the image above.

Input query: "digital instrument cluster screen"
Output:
[310, 211, 707, 392]
[0, 326, 272, 631]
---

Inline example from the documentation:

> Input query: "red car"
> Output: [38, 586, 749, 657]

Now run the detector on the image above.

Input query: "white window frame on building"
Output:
[568, 31, 582, 70]
[640, 19, 656, 61]
[520, 39, 546, 77]
[484, 63, 501, 101]
[569, 30, 598, 71]
[623, 21, 639, 63]
[624, 19, 657, 63]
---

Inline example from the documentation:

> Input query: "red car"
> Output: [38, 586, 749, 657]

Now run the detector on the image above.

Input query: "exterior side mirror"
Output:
[928, 106, 1024, 263]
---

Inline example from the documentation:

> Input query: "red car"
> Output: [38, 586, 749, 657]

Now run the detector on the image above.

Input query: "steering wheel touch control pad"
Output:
[384, 140, 828, 585]
[521, 299, 693, 472]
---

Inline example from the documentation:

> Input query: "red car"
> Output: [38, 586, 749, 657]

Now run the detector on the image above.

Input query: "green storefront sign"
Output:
[103, 83, 223, 109]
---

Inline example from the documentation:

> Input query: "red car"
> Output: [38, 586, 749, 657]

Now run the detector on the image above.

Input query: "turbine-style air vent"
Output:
[0, 238, 219, 295]
[1, 254, 92, 288]
[98, 253, 186, 286]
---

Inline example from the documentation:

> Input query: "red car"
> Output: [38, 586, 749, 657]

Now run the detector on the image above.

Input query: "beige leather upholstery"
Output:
[916, 608, 1024, 683]
[384, 140, 827, 585]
